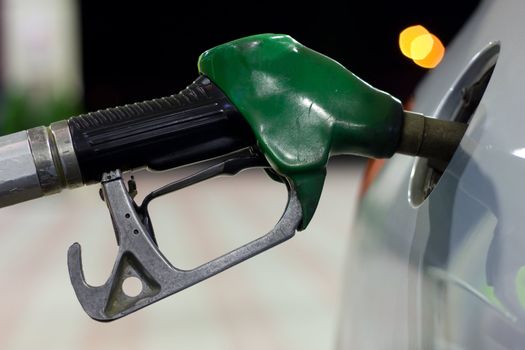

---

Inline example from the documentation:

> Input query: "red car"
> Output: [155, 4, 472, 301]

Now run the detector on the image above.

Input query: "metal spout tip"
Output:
[397, 111, 468, 167]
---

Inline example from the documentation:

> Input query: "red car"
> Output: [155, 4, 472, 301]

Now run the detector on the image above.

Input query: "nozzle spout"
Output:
[397, 111, 468, 170]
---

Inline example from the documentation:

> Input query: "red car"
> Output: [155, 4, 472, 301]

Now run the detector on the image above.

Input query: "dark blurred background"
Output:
[80, 1, 481, 111]
[0, 0, 481, 133]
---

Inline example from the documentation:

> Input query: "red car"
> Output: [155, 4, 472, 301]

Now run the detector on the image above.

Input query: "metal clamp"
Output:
[67, 152, 302, 321]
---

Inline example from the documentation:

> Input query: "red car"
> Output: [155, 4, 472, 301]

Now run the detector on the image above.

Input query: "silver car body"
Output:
[338, 1, 525, 349]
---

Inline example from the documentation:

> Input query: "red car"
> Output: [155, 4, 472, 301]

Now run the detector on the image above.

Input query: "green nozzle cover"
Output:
[198, 34, 403, 229]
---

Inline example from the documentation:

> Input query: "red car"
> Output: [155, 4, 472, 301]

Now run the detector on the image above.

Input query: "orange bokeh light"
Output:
[399, 25, 429, 58]
[399, 25, 445, 68]
[414, 34, 445, 68]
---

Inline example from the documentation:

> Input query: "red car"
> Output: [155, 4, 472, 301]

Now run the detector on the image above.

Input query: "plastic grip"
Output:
[70, 81, 211, 130]
[69, 76, 255, 183]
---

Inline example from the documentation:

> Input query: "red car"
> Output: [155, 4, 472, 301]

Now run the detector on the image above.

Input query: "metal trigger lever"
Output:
[67, 150, 303, 321]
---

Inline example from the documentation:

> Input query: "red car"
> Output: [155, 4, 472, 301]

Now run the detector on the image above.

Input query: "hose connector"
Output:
[0, 121, 82, 208]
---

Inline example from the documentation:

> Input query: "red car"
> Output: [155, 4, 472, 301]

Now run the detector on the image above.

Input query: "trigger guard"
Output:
[67, 169, 302, 321]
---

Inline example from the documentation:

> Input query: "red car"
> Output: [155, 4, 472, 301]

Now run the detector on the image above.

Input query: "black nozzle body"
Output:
[69, 76, 255, 183]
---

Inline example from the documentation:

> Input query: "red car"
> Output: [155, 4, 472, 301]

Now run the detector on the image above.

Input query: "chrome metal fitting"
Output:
[27, 126, 63, 194]
[27, 121, 83, 195]
[49, 121, 83, 189]
[0, 121, 82, 208]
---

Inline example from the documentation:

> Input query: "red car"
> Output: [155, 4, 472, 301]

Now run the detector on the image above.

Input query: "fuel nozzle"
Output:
[0, 33, 471, 322]
[398, 111, 467, 171]
[0, 76, 255, 208]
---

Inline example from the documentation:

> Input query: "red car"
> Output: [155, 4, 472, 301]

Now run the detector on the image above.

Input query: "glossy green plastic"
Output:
[198, 34, 403, 229]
